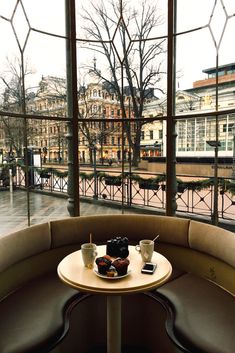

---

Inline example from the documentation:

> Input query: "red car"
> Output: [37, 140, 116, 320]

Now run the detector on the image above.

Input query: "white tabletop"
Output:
[58, 245, 172, 295]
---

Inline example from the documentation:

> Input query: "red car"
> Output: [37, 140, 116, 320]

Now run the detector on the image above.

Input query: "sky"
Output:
[0, 0, 235, 95]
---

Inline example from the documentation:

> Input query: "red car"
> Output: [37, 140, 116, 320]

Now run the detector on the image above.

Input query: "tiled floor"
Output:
[0, 189, 135, 236]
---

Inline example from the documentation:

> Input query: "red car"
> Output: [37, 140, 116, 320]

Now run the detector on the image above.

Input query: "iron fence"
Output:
[11, 166, 235, 222]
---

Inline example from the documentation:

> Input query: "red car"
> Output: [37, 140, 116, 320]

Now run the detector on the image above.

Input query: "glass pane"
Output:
[176, 27, 215, 92]
[177, 0, 212, 33]
[1, 1, 235, 232]
[23, 0, 65, 36]
[25, 32, 66, 100]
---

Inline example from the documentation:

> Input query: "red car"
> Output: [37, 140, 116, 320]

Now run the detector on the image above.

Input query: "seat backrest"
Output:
[189, 220, 235, 268]
[0, 223, 51, 273]
[185, 220, 235, 293]
[50, 214, 190, 249]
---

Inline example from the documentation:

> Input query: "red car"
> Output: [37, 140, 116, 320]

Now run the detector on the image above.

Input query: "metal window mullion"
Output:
[213, 54, 219, 225]
[166, 0, 177, 216]
[65, 0, 80, 217]
[20, 51, 31, 227]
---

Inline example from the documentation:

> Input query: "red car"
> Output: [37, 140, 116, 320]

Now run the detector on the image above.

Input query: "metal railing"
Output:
[11, 166, 235, 222]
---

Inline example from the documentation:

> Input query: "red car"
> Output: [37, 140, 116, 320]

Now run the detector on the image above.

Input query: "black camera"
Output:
[106, 236, 129, 258]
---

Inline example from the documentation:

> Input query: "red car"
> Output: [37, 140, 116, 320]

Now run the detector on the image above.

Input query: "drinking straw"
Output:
[153, 234, 160, 242]
[90, 233, 92, 244]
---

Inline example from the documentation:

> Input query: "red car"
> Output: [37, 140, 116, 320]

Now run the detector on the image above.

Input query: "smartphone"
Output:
[141, 262, 157, 274]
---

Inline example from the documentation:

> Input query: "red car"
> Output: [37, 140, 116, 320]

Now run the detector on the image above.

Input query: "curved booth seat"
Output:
[156, 273, 235, 353]
[0, 273, 84, 353]
[0, 215, 234, 353]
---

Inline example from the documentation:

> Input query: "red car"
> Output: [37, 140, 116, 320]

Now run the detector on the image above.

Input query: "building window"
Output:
[220, 140, 226, 151]
[149, 130, 153, 139]
[228, 123, 234, 132]
[227, 141, 233, 150]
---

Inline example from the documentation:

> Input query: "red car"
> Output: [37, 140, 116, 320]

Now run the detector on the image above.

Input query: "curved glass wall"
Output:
[0, 0, 234, 235]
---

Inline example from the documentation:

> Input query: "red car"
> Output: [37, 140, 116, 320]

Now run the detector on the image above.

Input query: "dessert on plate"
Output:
[106, 265, 118, 277]
[112, 258, 130, 276]
[95, 256, 112, 275]
[95, 239, 130, 277]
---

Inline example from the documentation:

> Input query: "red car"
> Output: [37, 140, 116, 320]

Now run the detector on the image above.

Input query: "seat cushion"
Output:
[0, 273, 81, 353]
[157, 273, 235, 353]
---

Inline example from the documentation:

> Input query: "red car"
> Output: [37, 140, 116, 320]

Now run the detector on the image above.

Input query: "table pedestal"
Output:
[107, 295, 121, 353]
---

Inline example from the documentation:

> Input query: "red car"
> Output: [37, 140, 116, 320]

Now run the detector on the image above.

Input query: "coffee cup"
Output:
[81, 243, 98, 268]
[135, 239, 154, 262]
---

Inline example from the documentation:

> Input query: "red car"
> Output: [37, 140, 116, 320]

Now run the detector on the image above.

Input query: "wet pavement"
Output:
[1, 189, 234, 237]
[0, 189, 136, 236]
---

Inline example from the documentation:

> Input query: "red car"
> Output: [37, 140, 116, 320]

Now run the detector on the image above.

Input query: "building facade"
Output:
[141, 63, 235, 159]
[1, 64, 235, 165]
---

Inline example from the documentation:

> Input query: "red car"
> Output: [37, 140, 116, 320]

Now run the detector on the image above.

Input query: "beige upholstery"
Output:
[50, 214, 190, 248]
[189, 220, 235, 268]
[0, 214, 234, 353]
[0, 223, 51, 272]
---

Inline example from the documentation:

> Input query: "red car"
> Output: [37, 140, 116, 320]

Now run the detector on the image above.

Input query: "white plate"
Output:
[93, 268, 131, 280]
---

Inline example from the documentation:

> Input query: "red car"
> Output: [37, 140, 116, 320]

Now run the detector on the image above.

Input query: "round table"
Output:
[57, 245, 172, 353]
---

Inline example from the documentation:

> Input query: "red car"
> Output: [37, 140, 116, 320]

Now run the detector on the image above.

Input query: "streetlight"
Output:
[232, 125, 235, 180]
[206, 140, 221, 148]
[206, 139, 221, 226]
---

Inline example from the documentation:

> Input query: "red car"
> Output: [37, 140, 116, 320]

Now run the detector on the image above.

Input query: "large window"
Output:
[0, 0, 235, 231]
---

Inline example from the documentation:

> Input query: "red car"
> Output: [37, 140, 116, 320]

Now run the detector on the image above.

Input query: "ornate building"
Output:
[0, 73, 138, 164]
[1, 64, 234, 165]
[77, 80, 132, 164]
[26, 75, 68, 163]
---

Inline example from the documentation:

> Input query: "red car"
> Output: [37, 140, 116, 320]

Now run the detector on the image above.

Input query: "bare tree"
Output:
[0, 56, 36, 157]
[80, 0, 166, 166]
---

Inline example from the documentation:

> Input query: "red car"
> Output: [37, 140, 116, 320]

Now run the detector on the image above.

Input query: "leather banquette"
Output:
[0, 214, 234, 353]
